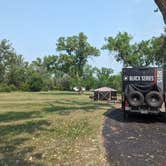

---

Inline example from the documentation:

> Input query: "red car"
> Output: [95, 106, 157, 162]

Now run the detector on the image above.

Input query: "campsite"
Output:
[0, 0, 166, 166]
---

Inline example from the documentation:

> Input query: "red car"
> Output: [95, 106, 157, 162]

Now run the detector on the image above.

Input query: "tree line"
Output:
[0, 32, 165, 92]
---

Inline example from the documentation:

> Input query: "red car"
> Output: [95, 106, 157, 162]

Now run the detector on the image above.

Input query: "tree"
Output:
[58, 54, 75, 76]
[43, 55, 59, 72]
[155, 0, 166, 24]
[150, 34, 166, 66]
[6, 55, 29, 88]
[56, 33, 100, 80]
[109, 74, 122, 92]
[28, 72, 43, 92]
[0, 39, 29, 89]
[82, 65, 97, 90]
[103, 32, 154, 67]
[0, 39, 15, 83]
[30, 57, 54, 91]
[95, 67, 114, 87]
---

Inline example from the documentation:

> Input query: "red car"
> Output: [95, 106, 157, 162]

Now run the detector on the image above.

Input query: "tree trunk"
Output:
[155, 0, 166, 24]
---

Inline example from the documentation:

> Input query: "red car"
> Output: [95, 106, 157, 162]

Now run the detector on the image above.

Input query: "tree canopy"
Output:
[56, 32, 100, 79]
[0, 31, 165, 92]
[103, 32, 166, 67]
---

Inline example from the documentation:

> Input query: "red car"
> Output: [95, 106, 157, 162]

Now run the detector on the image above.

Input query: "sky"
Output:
[0, 0, 164, 73]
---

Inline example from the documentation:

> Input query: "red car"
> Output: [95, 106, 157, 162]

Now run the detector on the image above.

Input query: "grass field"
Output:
[0, 91, 113, 166]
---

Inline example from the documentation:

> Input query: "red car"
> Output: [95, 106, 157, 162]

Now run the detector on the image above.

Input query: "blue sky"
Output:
[0, 0, 164, 73]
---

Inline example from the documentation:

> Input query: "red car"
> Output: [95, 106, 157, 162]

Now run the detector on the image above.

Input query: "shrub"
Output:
[20, 82, 30, 91]
[0, 84, 11, 92]
[42, 86, 49, 91]
[29, 73, 43, 92]
[9, 84, 17, 91]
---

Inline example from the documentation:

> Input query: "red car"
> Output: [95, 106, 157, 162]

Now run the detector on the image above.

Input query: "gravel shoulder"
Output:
[102, 109, 166, 166]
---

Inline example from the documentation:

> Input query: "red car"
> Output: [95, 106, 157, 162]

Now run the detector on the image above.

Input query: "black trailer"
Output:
[122, 67, 166, 119]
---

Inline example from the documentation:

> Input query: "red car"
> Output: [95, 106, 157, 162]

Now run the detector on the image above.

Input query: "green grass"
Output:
[0, 91, 112, 166]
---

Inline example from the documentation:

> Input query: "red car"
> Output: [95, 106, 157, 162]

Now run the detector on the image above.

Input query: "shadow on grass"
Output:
[104, 108, 166, 123]
[0, 120, 50, 136]
[39, 91, 81, 96]
[63, 99, 109, 106]
[0, 138, 38, 166]
[0, 119, 50, 166]
[43, 100, 109, 115]
[0, 111, 42, 123]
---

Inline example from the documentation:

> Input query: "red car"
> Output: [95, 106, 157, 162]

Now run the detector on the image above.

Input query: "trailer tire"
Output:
[145, 91, 163, 108]
[126, 91, 144, 107]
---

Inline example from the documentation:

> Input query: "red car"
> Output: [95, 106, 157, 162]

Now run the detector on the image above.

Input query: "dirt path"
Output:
[102, 109, 166, 166]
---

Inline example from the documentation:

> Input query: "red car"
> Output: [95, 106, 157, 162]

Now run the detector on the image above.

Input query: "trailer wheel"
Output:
[145, 91, 163, 108]
[126, 91, 144, 107]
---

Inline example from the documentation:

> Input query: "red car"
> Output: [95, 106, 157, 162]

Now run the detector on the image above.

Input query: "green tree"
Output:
[103, 32, 153, 67]
[82, 65, 97, 90]
[95, 67, 113, 87]
[0, 39, 15, 83]
[43, 55, 59, 72]
[56, 33, 100, 80]
[109, 74, 122, 92]
[6, 55, 28, 88]
[0, 39, 29, 89]
[28, 72, 43, 92]
[58, 54, 75, 76]
[150, 34, 166, 66]
[30, 57, 54, 91]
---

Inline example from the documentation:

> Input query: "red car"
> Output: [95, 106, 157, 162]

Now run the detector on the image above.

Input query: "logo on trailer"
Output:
[124, 76, 154, 81]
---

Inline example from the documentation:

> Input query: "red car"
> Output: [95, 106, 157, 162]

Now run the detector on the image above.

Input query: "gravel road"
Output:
[102, 109, 166, 166]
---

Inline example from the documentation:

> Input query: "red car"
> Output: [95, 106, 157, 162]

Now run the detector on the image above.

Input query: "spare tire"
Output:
[126, 91, 144, 107]
[145, 91, 163, 108]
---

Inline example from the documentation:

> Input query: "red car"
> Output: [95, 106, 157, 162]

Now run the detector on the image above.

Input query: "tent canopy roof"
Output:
[94, 87, 117, 92]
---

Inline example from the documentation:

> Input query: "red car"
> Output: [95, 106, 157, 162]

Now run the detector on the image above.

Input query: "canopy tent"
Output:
[93, 87, 117, 101]
[155, 0, 166, 24]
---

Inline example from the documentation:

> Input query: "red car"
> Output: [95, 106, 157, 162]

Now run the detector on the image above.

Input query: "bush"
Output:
[20, 82, 30, 91]
[55, 76, 72, 91]
[42, 79, 54, 91]
[9, 84, 17, 91]
[0, 84, 12, 92]
[42, 86, 49, 91]
[29, 73, 43, 92]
